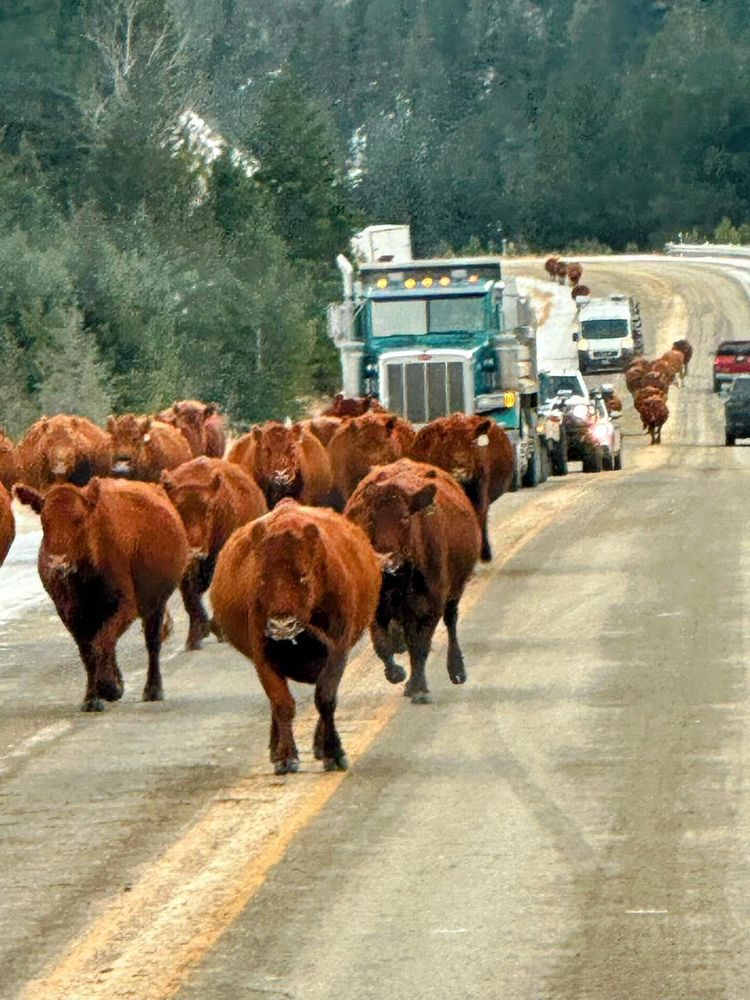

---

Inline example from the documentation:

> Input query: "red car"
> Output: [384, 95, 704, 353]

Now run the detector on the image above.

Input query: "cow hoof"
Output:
[480, 543, 492, 563]
[142, 686, 164, 702]
[209, 618, 225, 643]
[448, 664, 467, 685]
[274, 759, 300, 775]
[324, 752, 349, 772]
[185, 638, 203, 652]
[410, 691, 432, 704]
[97, 678, 124, 702]
[81, 698, 106, 713]
[385, 663, 407, 685]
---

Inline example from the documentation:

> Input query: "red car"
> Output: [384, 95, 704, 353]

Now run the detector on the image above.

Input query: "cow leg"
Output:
[404, 620, 436, 704]
[76, 639, 107, 713]
[443, 599, 467, 685]
[313, 656, 348, 771]
[479, 509, 492, 563]
[256, 665, 299, 774]
[371, 621, 407, 684]
[142, 601, 169, 702]
[180, 577, 211, 651]
[209, 617, 225, 642]
[90, 606, 131, 707]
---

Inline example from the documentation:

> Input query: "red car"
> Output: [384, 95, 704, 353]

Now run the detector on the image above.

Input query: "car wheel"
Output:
[602, 448, 615, 471]
[583, 444, 603, 473]
[551, 434, 568, 476]
[726, 430, 736, 446]
[614, 448, 623, 470]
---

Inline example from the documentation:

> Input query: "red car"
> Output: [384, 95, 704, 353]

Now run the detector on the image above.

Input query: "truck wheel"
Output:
[726, 430, 736, 446]
[583, 444, 603, 473]
[602, 448, 614, 471]
[522, 444, 541, 488]
[713, 377, 720, 393]
[551, 435, 568, 476]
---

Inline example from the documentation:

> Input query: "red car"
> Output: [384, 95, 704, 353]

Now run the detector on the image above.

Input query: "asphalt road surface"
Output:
[2, 258, 750, 1000]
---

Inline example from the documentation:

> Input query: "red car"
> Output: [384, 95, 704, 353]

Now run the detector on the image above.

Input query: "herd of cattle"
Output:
[624, 339, 694, 443]
[0, 397, 516, 775]
[544, 255, 589, 300]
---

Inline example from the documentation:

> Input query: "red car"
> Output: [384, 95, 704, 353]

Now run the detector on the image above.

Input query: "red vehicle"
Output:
[714, 340, 750, 392]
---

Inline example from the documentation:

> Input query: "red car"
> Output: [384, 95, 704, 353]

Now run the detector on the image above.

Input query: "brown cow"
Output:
[345, 459, 481, 704]
[107, 414, 192, 481]
[322, 393, 385, 418]
[157, 400, 218, 457]
[327, 412, 413, 508]
[567, 262, 583, 286]
[672, 338, 693, 374]
[204, 409, 227, 458]
[211, 500, 381, 774]
[555, 260, 568, 285]
[544, 255, 560, 280]
[0, 429, 18, 491]
[162, 457, 267, 650]
[625, 359, 650, 395]
[17, 415, 112, 490]
[571, 284, 591, 301]
[635, 394, 669, 444]
[15, 479, 188, 711]
[299, 416, 344, 449]
[411, 414, 514, 562]
[660, 349, 686, 384]
[0, 483, 15, 567]
[227, 421, 333, 509]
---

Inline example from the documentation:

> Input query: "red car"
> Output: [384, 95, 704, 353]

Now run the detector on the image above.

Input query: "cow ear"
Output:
[249, 520, 266, 547]
[409, 483, 437, 515]
[106, 416, 116, 433]
[141, 417, 152, 434]
[251, 426, 262, 443]
[292, 423, 303, 440]
[14, 484, 44, 514]
[86, 477, 102, 509]
[204, 403, 217, 418]
[385, 415, 397, 433]
[210, 471, 223, 494]
[474, 419, 493, 438]
[302, 522, 320, 548]
[161, 471, 174, 495]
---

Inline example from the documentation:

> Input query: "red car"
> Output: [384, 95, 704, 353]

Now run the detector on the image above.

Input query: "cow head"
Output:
[352, 470, 437, 573]
[349, 413, 401, 468]
[170, 400, 210, 456]
[249, 510, 324, 640]
[42, 416, 82, 482]
[252, 423, 303, 507]
[162, 460, 224, 561]
[107, 414, 152, 477]
[16, 479, 101, 575]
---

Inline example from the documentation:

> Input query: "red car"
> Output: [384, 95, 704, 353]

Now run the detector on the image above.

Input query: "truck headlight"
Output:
[578, 338, 589, 351]
[621, 336, 634, 349]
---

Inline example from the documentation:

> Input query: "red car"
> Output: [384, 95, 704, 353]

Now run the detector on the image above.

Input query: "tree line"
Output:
[1, 0, 749, 431]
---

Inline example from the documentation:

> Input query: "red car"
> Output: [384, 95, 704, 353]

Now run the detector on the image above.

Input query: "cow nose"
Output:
[51, 462, 68, 476]
[451, 467, 470, 482]
[380, 552, 403, 574]
[47, 553, 73, 576]
[265, 615, 304, 641]
[271, 470, 294, 485]
[190, 547, 207, 562]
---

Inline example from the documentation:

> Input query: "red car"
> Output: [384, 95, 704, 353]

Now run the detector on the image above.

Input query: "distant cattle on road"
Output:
[107, 415, 192, 482]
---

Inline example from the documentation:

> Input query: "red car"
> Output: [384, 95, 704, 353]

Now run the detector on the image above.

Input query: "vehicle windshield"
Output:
[581, 319, 629, 340]
[717, 342, 750, 356]
[729, 379, 750, 397]
[370, 296, 485, 337]
[539, 374, 583, 400]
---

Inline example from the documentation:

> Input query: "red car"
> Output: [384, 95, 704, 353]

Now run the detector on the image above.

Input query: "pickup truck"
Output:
[713, 340, 750, 392]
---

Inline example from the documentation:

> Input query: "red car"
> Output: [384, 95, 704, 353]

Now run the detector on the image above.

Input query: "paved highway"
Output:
[2, 259, 750, 1000]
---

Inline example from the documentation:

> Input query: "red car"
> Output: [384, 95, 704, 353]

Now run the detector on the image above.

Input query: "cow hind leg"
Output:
[180, 577, 211, 651]
[313, 658, 348, 771]
[444, 599, 467, 685]
[142, 601, 168, 701]
[371, 621, 407, 684]
[480, 515, 492, 563]
[404, 622, 435, 704]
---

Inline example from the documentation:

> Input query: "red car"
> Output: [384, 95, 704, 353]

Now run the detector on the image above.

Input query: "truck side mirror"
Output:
[572, 332, 580, 343]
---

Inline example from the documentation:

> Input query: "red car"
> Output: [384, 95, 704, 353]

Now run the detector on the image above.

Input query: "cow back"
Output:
[18, 415, 112, 490]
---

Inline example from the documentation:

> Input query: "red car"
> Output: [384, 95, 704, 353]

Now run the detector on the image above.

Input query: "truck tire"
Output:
[582, 444, 603, 473]
[522, 443, 541, 488]
[713, 377, 720, 393]
[602, 448, 615, 471]
[550, 431, 568, 476]
[726, 430, 736, 446]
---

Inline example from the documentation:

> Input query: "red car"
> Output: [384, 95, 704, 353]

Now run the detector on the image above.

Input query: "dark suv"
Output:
[724, 376, 750, 444]
[714, 340, 750, 392]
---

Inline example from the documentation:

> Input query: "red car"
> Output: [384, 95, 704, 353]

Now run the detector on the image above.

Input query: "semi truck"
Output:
[327, 225, 548, 486]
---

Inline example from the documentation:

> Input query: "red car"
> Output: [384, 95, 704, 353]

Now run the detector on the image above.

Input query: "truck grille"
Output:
[386, 361, 465, 422]
[593, 350, 619, 359]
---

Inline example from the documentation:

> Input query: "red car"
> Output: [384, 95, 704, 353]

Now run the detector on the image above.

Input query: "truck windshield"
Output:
[581, 319, 629, 340]
[539, 374, 583, 400]
[371, 296, 485, 337]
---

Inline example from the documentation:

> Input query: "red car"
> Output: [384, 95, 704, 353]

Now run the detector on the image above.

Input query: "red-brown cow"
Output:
[211, 500, 381, 774]
[660, 349, 686, 384]
[322, 393, 385, 418]
[571, 284, 591, 301]
[635, 394, 669, 444]
[15, 479, 188, 711]
[107, 414, 192, 481]
[0, 483, 14, 566]
[300, 416, 344, 449]
[544, 255, 560, 280]
[555, 260, 568, 284]
[157, 400, 218, 457]
[162, 457, 267, 650]
[17, 415, 112, 490]
[345, 459, 481, 704]
[672, 338, 693, 375]
[0, 429, 18, 491]
[411, 414, 514, 562]
[204, 409, 227, 458]
[625, 359, 650, 395]
[327, 412, 413, 508]
[227, 421, 333, 508]
[567, 262, 583, 286]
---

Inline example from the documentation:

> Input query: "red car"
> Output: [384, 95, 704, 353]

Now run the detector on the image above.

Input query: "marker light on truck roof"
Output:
[376, 277, 388, 289]
[468, 274, 479, 283]
[404, 278, 417, 289]
[504, 391, 516, 407]
[421, 276, 434, 287]
[439, 276, 451, 286]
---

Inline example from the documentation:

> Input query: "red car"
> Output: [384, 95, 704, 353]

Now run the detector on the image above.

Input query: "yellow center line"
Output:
[18, 475, 603, 1000]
